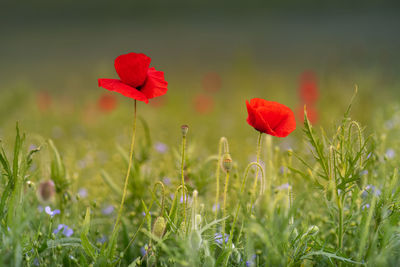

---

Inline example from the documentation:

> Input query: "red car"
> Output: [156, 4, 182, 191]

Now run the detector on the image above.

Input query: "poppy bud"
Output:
[152, 216, 166, 238]
[37, 180, 55, 202]
[181, 125, 189, 137]
[190, 230, 202, 250]
[222, 153, 233, 172]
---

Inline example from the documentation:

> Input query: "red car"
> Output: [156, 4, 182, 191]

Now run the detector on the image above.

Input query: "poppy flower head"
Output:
[36, 91, 52, 112]
[98, 93, 118, 112]
[202, 72, 222, 93]
[296, 105, 318, 124]
[299, 71, 319, 105]
[246, 98, 296, 138]
[98, 52, 168, 103]
[193, 93, 214, 114]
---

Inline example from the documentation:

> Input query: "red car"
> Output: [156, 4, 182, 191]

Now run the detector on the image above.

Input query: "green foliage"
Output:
[0, 95, 400, 266]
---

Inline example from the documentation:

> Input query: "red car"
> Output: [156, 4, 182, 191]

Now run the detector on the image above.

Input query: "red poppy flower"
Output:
[36, 91, 52, 112]
[246, 98, 296, 137]
[202, 72, 222, 93]
[299, 71, 318, 105]
[296, 105, 318, 124]
[98, 52, 168, 103]
[193, 93, 214, 114]
[98, 93, 118, 112]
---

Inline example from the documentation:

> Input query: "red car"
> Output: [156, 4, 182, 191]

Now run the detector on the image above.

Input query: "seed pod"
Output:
[181, 125, 189, 137]
[307, 225, 319, 236]
[222, 153, 232, 172]
[190, 230, 202, 250]
[152, 217, 166, 238]
[37, 180, 55, 202]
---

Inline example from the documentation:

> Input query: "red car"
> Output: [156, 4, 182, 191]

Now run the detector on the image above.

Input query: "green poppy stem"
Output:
[113, 99, 137, 234]
[251, 132, 263, 210]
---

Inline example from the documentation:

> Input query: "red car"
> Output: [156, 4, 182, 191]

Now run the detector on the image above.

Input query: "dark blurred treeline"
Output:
[1, 0, 400, 23]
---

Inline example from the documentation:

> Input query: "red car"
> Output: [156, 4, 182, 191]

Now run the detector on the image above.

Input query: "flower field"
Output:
[1, 3, 400, 266]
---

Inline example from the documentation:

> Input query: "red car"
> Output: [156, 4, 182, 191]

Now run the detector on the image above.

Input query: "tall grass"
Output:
[0, 95, 400, 266]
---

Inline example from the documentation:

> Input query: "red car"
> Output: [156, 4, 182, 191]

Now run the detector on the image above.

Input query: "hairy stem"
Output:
[251, 132, 263, 210]
[222, 170, 230, 242]
[113, 100, 137, 234]
[181, 134, 187, 228]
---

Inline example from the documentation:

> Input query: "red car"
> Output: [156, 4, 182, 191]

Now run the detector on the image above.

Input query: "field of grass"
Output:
[1, 70, 400, 266]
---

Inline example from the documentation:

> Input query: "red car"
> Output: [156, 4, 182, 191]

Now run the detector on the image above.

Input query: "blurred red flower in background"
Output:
[299, 71, 318, 105]
[98, 93, 118, 112]
[193, 93, 214, 114]
[246, 98, 296, 137]
[296, 105, 318, 124]
[202, 72, 222, 93]
[98, 52, 168, 103]
[36, 91, 52, 112]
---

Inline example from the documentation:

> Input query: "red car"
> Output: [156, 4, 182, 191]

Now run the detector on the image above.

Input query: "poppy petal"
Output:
[114, 53, 151, 88]
[140, 67, 168, 100]
[98, 79, 148, 103]
[246, 100, 270, 133]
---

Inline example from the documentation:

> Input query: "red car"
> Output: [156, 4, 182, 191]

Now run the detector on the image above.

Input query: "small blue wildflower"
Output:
[362, 204, 370, 210]
[142, 211, 151, 217]
[102, 205, 114, 215]
[33, 258, 39, 266]
[97, 235, 107, 244]
[360, 170, 368, 176]
[38, 205, 44, 212]
[246, 254, 257, 267]
[155, 142, 168, 154]
[78, 188, 88, 198]
[53, 224, 73, 237]
[364, 185, 381, 197]
[386, 149, 395, 159]
[162, 177, 171, 186]
[140, 244, 148, 256]
[212, 203, 221, 212]
[29, 144, 38, 151]
[276, 183, 290, 190]
[214, 233, 229, 245]
[45, 206, 60, 217]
